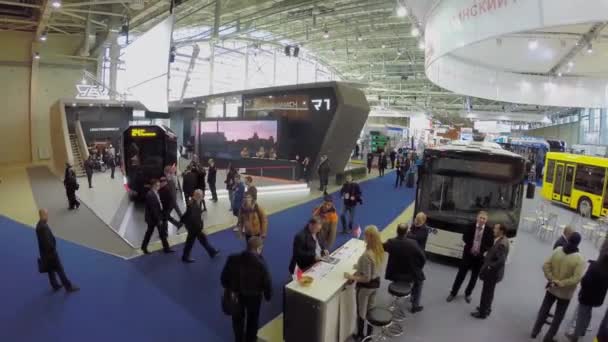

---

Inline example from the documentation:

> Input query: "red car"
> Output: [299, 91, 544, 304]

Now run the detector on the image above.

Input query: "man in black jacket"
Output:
[158, 177, 183, 230]
[207, 158, 218, 202]
[472, 223, 510, 319]
[366, 153, 373, 174]
[566, 254, 608, 341]
[289, 217, 328, 273]
[378, 152, 387, 177]
[35, 209, 79, 293]
[553, 225, 574, 250]
[221, 237, 272, 342]
[84, 155, 94, 188]
[63, 165, 80, 210]
[447, 211, 494, 303]
[339, 174, 362, 234]
[141, 179, 173, 254]
[389, 149, 397, 169]
[317, 155, 330, 195]
[182, 166, 198, 202]
[384, 223, 426, 313]
[180, 189, 218, 263]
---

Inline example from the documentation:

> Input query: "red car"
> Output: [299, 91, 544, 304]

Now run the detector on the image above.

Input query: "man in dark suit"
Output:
[35, 209, 79, 293]
[141, 179, 173, 254]
[289, 216, 328, 273]
[384, 223, 426, 313]
[180, 189, 219, 263]
[182, 166, 198, 203]
[317, 155, 331, 195]
[84, 155, 94, 188]
[221, 237, 272, 342]
[472, 223, 510, 319]
[207, 159, 218, 202]
[447, 211, 494, 303]
[553, 225, 573, 250]
[159, 177, 182, 230]
[63, 164, 80, 210]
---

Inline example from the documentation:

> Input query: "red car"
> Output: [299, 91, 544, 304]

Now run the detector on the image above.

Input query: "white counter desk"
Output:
[284, 238, 366, 342]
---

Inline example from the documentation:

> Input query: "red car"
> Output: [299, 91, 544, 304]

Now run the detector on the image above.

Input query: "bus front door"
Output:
[603, 179, 608, 217]
[552, 163, 575, 204]
[552, 163, 565, 201]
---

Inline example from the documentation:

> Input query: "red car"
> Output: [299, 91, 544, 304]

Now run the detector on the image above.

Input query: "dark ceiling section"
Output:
[0, 0, 35, 19]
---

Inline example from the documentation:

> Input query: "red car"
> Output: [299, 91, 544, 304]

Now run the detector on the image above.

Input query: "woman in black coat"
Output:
[567, 254, 608, 341]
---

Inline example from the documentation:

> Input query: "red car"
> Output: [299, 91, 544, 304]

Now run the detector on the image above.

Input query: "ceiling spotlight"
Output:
[557, 72, 562, 77]
[567, 60, 574, 68]
[381, 44, 386, 49]
[397, 49, 402, 56]
[331, 47, 336, 54]
[397, 6, 408, 17]
[51, 0, 61, 8]
[528, 39, 538, 50]
[411, 27, 420, 37]
[587, 44, 593, 54]
[39, 30, 48, 42]
[353, 53, 357, 59]
[33, 52, 40, 60]
[357, 33, 363, 41]
[418, 40, 425, 50]
[80, 78, 87, 85]
[323, 26, 329, 39]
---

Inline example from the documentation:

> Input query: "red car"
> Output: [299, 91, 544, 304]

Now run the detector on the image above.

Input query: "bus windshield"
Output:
[418, 173, 523, 229]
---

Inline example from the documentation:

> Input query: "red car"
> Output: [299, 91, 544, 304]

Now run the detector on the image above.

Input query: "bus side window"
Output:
[546, 159, 555, 183]
[603, 178, 608, 209]
[574, 165, 605, 195]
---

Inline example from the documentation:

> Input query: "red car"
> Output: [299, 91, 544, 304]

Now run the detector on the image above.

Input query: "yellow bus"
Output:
[542, 152, 608, 217]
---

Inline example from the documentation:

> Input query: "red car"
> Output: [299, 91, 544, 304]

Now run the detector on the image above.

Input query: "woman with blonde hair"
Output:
[408, 212, 429, 250]
[345, 225, 385, 341]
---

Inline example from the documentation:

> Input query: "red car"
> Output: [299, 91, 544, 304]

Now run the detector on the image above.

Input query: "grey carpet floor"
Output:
[364, 194, 606, 342]
[27, 166, 137, 258]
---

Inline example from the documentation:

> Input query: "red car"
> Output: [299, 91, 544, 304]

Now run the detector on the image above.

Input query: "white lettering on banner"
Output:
[311, 98, 331, 111]
[76, 84, 110, 100]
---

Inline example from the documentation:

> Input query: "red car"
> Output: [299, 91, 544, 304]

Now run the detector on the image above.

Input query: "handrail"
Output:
[74, 119, 90, 160]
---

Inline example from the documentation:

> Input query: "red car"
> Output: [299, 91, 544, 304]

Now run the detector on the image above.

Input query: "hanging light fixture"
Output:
[411, 27, 420, 37]
[396, 5, 408, 17]
[323, 25, 329, 39]
[528, 38, 538, 50]
[418, 40, 425, 50]
[587, 44, 593, 54]
[51, 0, 61, 8]
[39, 29, 48, 42]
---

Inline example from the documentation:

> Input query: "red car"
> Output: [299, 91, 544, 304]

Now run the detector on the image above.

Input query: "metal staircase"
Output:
[69, 134, 86, 177]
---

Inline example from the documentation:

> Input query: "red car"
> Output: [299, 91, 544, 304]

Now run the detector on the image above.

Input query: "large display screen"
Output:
[199, 120, 278, 159]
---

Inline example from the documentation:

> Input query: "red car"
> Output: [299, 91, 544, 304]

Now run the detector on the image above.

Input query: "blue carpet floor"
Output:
[0, 172, 415, 342]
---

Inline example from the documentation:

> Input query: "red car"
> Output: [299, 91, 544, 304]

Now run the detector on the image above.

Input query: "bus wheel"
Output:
[578, 198, 592, 217]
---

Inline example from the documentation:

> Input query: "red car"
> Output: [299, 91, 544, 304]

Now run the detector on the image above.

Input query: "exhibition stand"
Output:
[284, 238, 365, 342]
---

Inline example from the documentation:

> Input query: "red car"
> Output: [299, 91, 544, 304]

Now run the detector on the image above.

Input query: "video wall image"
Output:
[200, 120, 278, 159]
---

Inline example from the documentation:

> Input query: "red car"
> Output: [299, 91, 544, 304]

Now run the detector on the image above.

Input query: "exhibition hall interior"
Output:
[2, 0, 608, 341]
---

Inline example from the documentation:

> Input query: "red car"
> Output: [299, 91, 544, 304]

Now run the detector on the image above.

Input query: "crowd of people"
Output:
[42, 152, 608, 342]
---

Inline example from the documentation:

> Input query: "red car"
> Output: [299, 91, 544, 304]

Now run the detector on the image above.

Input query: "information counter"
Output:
[284, 238, 366, 342]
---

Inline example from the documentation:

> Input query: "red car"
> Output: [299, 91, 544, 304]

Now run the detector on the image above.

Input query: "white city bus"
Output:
[415, 141, 527, 258]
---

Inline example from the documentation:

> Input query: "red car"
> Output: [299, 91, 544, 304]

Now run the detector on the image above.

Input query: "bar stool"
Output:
[388, 281, 412, 322]
[363, 307, 403, 341]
